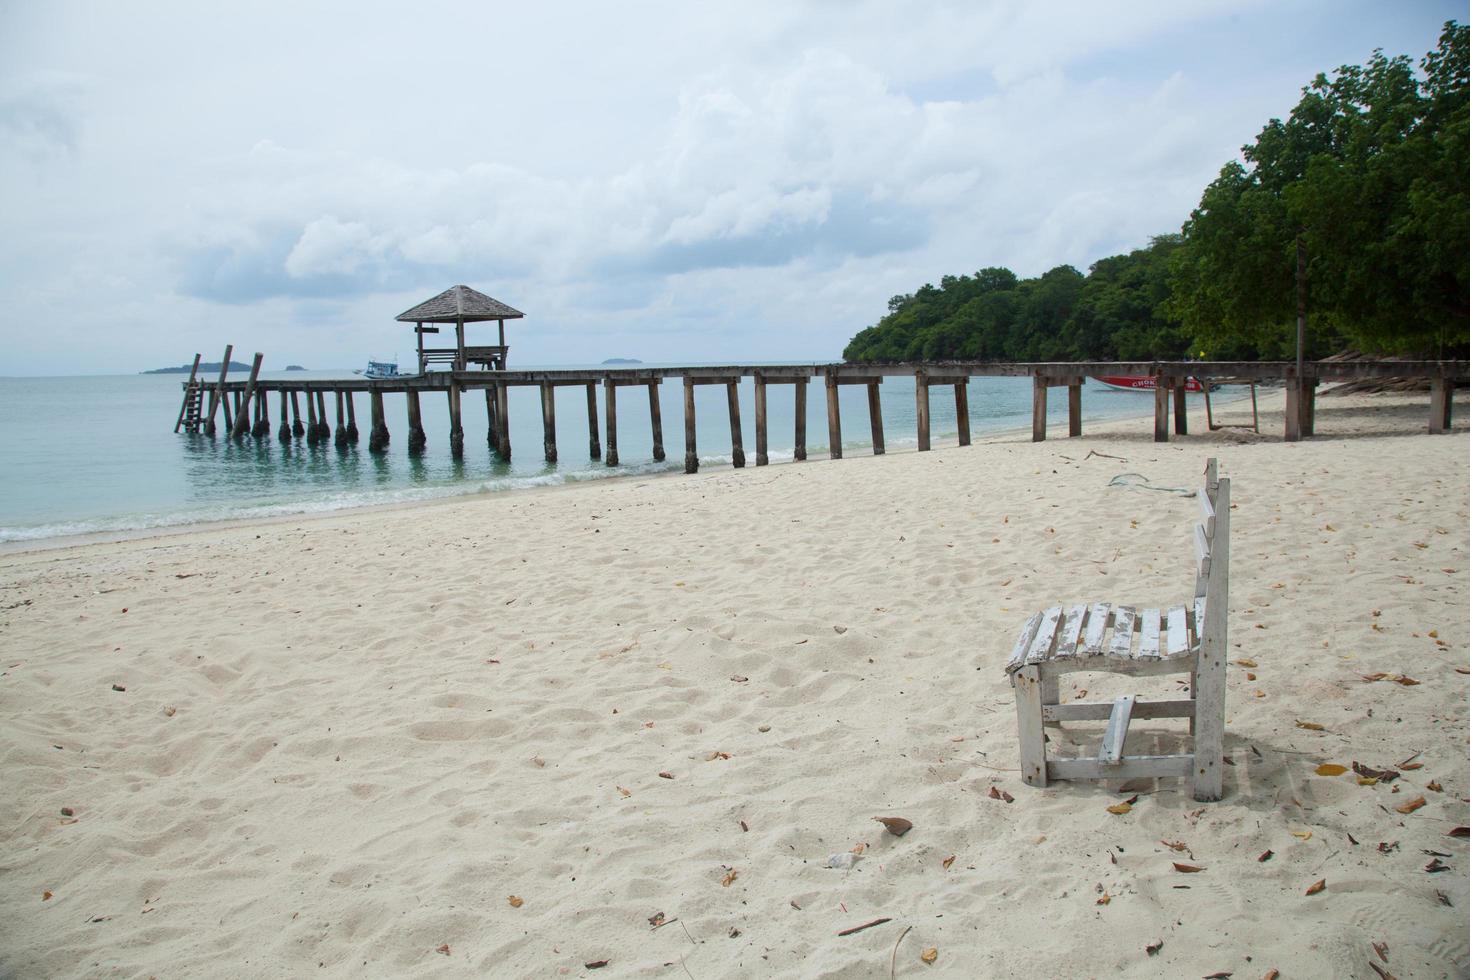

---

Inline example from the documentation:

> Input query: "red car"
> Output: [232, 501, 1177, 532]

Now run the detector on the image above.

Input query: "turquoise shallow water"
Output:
[0, 366, 1229, 543]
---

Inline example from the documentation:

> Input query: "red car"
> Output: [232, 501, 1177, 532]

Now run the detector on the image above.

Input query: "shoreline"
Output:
[0, 386, 1269, 557]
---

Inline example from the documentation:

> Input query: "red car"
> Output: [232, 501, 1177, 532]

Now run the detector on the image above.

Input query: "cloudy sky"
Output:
[0, 1, 1459, 374]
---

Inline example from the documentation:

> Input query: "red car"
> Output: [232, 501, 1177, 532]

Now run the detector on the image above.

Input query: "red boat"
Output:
[1094, 375, 1206, 393]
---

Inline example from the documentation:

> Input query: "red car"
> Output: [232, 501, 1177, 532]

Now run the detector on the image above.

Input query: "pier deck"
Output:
[179, 357, 1464, 469]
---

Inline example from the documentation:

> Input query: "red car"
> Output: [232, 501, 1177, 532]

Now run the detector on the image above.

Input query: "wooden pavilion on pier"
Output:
[397, 285, 524, 374]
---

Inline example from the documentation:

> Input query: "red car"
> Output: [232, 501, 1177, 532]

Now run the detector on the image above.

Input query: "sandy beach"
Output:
[2, 389, 1466, 979]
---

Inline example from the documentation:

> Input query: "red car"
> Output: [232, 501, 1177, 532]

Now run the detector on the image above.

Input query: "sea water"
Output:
[0, 367, 1229, 544]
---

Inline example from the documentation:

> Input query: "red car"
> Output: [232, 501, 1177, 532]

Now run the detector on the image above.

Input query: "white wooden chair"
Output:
[1003, 459, 1229, 801]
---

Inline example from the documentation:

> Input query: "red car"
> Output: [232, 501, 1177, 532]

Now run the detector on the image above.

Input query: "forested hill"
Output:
[845, 22, 1468, 365]
[843, 239, 1199, 363]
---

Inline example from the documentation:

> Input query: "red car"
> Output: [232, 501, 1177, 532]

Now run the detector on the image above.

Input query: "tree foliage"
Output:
[843, 239, 1190, 363]
[1169, 21, 1470, 357]
[845, 23, 1468, 363]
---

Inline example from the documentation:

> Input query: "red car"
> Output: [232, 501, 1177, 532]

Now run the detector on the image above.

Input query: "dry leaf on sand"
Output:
[920, 948, 938, 964]
[1395, 796, 1426, 814]
[1305, 878, 1327, 896]
[874, 816, 913, 836]
[1315, 763, 1348, 776]
[507, 896, 524, 908]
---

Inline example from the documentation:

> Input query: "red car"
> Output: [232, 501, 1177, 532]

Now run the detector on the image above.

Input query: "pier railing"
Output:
[177, 354, 1464, 468]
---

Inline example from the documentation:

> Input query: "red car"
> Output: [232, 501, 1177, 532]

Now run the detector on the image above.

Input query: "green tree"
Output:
[1169, 22, 1469, 357]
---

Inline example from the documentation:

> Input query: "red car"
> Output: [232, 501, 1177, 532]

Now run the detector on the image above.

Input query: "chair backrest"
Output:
[1192, 458, 1229, 653]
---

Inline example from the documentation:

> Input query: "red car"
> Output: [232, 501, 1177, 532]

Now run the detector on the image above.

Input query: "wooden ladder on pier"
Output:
[174, 354, 206, 433]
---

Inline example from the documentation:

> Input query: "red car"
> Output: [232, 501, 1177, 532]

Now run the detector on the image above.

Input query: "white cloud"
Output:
[0, 0, 1458, 373]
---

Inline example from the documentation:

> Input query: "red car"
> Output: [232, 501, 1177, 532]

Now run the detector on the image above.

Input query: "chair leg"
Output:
[1014, 666, 1048, 787]
[1192, 670, 1224, 802]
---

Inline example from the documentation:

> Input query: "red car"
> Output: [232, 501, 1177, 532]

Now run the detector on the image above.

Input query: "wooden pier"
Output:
[178, 353, 1463, 469]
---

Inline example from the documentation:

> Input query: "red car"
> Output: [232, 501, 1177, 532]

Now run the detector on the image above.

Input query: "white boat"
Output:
[353, 359, 415, 380]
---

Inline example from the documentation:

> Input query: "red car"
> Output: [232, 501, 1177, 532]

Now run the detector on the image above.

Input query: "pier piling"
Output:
[369, 390, 389, 453]
[826, 373, 843, 459]
[648, 382, 665, 462]
[1429, 376, 1453, 433]
[1068, 382, 1082, 437]
[406, 390, 427, 454]
[916, 372, 931, 451]
[278, 390, 291, 443]
[231, 353, 264, 439]
[1031, 377, 1047, 442]
[1173, 383, 1188, 435]
[953, 381, 970, 447]
[448, 383, 464, 459]
[794, 378, 808, 461]
[539, 383, 555, 463]
[484, 386, 497, 448]
[494, 384, 510, 460]
[868, 382, 885, 455]
[306, 389, 321, 443]
[252, 385, 270, 438]
[205, 345, 232, 437]
[290, 391, 304, 438]
[726, 381, 745, 468]
[314, 391, 331, 442]
[603, 380, 619, 466]
[334, 391, 348, 447]
[683, 378, 698, 474]
[344, 392, 359, 443]
[585, 382, 601, 460]
[754, 377, 768, 466]
[1154, 382, 1170, 442]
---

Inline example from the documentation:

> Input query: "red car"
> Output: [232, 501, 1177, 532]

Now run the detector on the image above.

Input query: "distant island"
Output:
[285, 365, 307, 371]
[143, 361, 250, 374]
[602, 357, 643, 365]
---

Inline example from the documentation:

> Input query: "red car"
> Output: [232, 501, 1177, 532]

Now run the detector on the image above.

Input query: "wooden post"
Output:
[726, 380, 745, 467]
[915, 371, 931, 451]
[495, 383, 511, 460]
[1284, 377, 1302, 442]
[449, 383, 464, 459]
[204, 344, 232, 437]
[603, 379, 619, 466]
[793, 378, 808, 461]
[586, 382, 601, 460]
[344, 392, 358, 443]
[825, 372, 842, 459]
[1031, 376, 1047, 442]
[305, 387, 320, 444]
[1302, 379, 1316, 437]
[174, 353, 202, 432]
[1174, 381, 1188, 435]
[647, 381, 665, 462]
[289, 391, 304, 438]
[1068, 382, 1082, 437]
[1153, 380, 1170, 443]
[754, 377, 769, 466]
[231, 353, 264, 438]
[1429, 376, 1450, 434]
[369, 390, 389, 453]
[484, 386, 497, 448]
[334, 391, 347, 447]
[315, 391, 330, 442]
[683, 377, 698, 473]
[1249, 382, 1259, 433]
[537, 382, 555, 462]
[252, 384, 270, 438]
[954, 380, 970, 446]
[406, 390, 426, 453]
[1203, 380, 1216, 430]
[278, 389, 291, 442]
[867, 381, 884, 455]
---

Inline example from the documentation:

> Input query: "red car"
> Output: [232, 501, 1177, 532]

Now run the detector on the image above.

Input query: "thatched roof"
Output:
[396, 285, 524, 323]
